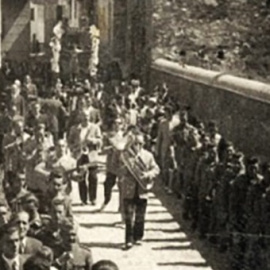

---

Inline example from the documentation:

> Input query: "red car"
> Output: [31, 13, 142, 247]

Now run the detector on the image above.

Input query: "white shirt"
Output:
[128, 109, 138, 126]
[2, 254, 20, 270]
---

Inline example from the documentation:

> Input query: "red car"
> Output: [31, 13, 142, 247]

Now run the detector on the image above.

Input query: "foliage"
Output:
[153, 0, 270, 82]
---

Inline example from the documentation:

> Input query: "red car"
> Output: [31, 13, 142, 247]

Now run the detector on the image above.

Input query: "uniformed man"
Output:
[182, 128, 202, 220]
[228, 157, 257, 270]
[210, 142, 235, 247]
[243, 158, 264, 270]
[121, 133, 160, 250]
[197, 143, 218, 239]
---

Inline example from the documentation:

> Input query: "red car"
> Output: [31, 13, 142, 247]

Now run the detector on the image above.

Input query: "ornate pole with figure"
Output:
[88, 24, 100, 78]
[49, 37, 62, 77]
[49, 21, 65, 82]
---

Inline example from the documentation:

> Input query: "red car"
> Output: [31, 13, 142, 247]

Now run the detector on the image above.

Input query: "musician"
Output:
[101, 118, 124, 210]
[121, 133, 160, 250]
[68, 111, 102, 205]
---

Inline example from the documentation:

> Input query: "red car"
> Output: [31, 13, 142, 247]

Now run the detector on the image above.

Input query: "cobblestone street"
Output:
[71, 173, 216, 270]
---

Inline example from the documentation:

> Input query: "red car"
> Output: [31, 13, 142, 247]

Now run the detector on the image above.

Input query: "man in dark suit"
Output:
[0, 225, 29, 270]
[10, 211, 43, 256]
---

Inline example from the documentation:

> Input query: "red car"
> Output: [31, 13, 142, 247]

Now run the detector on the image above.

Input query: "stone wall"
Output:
[151, 59, 270, 161]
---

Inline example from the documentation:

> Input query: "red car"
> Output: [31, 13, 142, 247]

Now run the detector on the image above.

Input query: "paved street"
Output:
[71, 173, 218, 270]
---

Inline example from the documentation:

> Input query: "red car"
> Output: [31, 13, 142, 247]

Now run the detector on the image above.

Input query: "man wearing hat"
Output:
[121, 133, 159, 250]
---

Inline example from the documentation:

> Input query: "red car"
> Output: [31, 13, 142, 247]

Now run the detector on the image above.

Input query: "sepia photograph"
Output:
[0, 0, 270, 269]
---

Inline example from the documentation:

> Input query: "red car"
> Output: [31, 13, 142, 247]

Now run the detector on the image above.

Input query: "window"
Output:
[31, 8, 35, 21]
[56, 5, 63, 21]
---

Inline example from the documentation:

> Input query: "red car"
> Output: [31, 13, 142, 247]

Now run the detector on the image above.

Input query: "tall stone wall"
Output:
[151, 59, 270, 161]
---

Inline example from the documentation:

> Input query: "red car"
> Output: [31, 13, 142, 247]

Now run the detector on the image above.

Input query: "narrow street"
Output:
[72, 173, 219, 270]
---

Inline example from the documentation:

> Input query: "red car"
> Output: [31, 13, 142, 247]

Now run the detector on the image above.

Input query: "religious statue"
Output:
[53, 21, 65, 40]
[88, 24, 100, 78]
[49, 21, 65, 76]
[49, 37, 62, 74]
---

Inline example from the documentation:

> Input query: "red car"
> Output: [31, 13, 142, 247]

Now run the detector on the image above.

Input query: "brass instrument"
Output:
[3, 136, 24, 150]
[65, 160, 106, 182]
[120, 144, 150, 191]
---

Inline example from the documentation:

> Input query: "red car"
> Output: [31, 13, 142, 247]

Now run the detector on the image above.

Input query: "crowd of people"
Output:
[0, 56, 270, 270]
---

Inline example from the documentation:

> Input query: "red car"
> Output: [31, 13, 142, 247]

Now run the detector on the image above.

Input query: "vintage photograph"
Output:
[0, 0, 269, 269]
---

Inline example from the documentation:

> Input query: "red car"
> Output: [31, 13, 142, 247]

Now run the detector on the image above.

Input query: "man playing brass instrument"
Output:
[120, 133, 160, 250]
